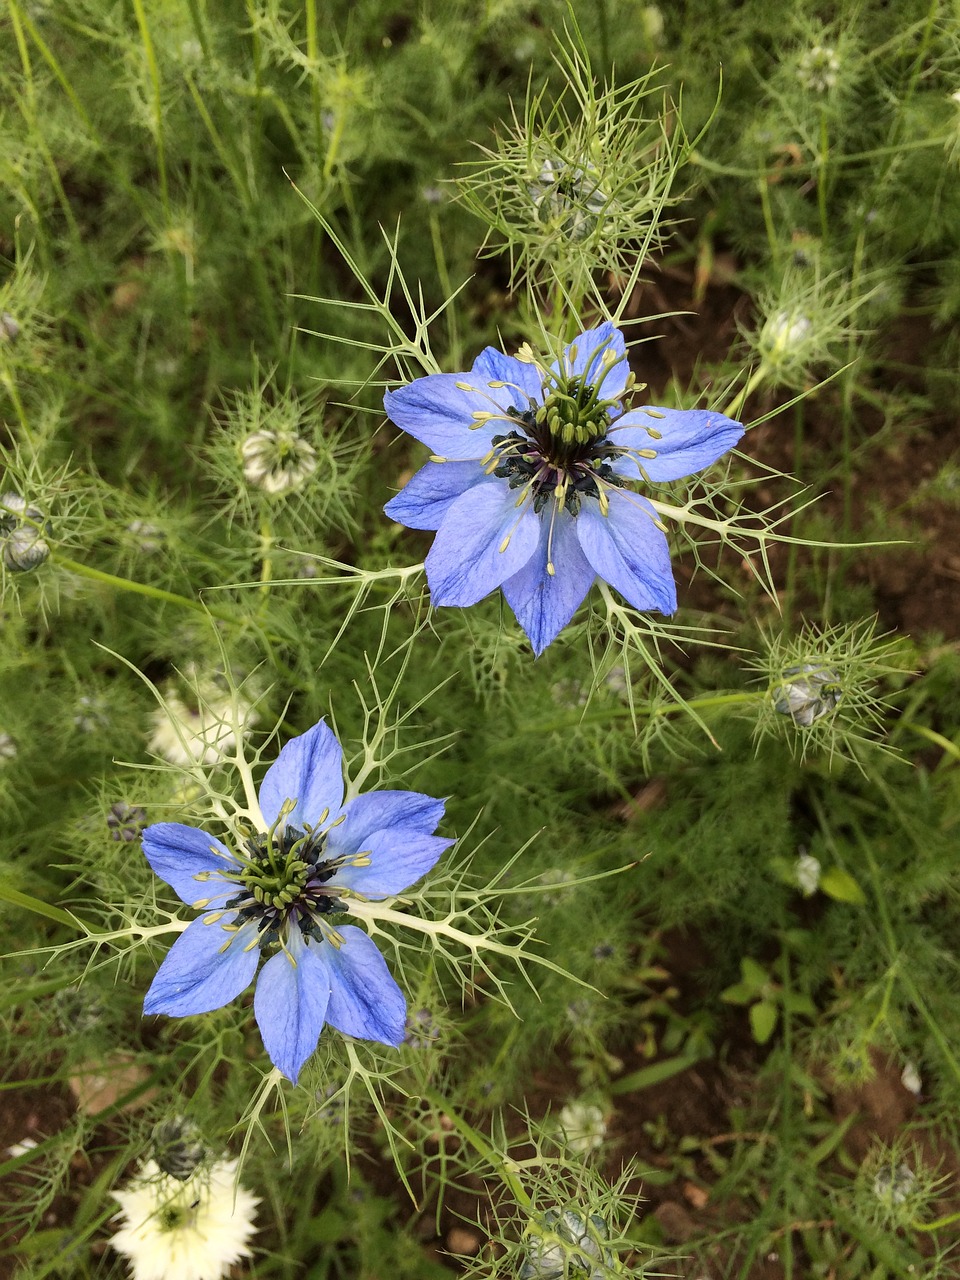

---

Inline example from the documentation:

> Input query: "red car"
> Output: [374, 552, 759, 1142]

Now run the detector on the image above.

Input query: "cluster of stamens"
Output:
[221, 824, 349, 949]
[483, 370, 630, 519]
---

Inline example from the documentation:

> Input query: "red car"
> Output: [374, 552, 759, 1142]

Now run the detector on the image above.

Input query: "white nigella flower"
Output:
[558, 1101, 607, 1154]
[148, 675, 256, 768]
[901, 1061, 922, 1095]
[109, 1157, 259, 1280]
[795, 852, 821, 896]
[240, 429, 317, 496]
[798, 44, 841, 93]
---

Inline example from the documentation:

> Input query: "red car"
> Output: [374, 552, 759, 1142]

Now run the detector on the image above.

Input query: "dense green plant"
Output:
[3, 2, 960, 1278]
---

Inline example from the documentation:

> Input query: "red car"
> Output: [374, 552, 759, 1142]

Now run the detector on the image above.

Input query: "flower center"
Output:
[224, 825, 347, 948]
[489, 374, 628, 517]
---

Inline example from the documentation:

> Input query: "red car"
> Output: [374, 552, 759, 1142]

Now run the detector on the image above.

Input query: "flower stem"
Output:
[419, 1087, 531, 1208]
[55, 554, 242, 625]
[0, 883, 78, 929]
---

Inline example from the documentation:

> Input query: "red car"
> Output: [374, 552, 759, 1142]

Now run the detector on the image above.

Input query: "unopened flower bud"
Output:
[152, 1117, 207, 1181]
[773, 664, 842, 727]
[873, 1162, 916, 1207]
[106, 802, 148, 843]
[0, 491, 51, 573]
[0, 313, 20, 343]
[520, 1209, 615, 1280]
[530, 156, 608, 243]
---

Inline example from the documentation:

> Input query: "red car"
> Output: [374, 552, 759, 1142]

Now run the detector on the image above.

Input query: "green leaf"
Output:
[610, 1053, 702, 1095]
[781, 991, 817, 1016]
[750, 1000, 779, 1044]
[741, 956, 769, 987]
[720, 982, 755, 1005]
[820, 867, 866, 904]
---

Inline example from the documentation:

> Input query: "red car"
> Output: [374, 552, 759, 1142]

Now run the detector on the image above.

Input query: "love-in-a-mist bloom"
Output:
[142, 720, 453, 1082]
[384, 322, 744, 654]
[110, 1157, 258, 1280]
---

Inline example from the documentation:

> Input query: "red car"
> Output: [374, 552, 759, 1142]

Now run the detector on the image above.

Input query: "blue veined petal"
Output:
[328, 829, 454, 898]
[141, 823, 241, 908]
[383, 375, 511, 461]
[143, 916, 260, 1017]
[558, 322, 629, 403]
[253, 931, 331, 1083]
[502, 510, 595, 656]
[471, 347, 544, 408]
[315, 925, 406, 1046]
[607, 407, 745, 482]
[576, 491, 678, 615]
[425, 481, 540, 606]
[331, 791, 447, 854]
[258, 719, 345, 831]
[384, 460, 485, 531]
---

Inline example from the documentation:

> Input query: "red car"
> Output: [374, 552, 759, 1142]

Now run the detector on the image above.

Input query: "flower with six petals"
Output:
[384, 322, 744, 655]
[142, 720, 453, 1083]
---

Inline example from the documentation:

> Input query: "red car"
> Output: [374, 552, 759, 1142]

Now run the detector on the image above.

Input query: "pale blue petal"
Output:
[258, 719, 344, 830]
[143, 916, 260, 1017]
[502, 510, 595, 655]
[329, 829, 454, 898]
[253, 931, 331, 1083]
[558, 322, 629, 403]
[425, 481, 540, 606]
[142, 823, 242, 907]
[383, 375, 509, 460]
[316, 925, 406, 1046]
[576, 491, 677, 615]
[384, 460, 485, 531]
[471, 347, 544, 408]
[331, 792, 447, 853]
[607, 407, 744, 482]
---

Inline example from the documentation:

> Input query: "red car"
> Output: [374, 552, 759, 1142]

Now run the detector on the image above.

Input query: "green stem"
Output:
[419, 1088, 531, 1208]
[723, 364, 767, 420]
[55, 554, 240, 625]
[131, 0, 170, 220]
[0, 883, 78, 929]
[258, 512, 274, 614]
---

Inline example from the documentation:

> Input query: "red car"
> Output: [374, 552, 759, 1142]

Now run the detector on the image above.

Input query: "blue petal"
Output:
[328, 829, 454, 897]
[607, 407, 745, 482]
[471, 346, 544, 408]
[502, 510, 595, 655]
[316, 925, 406, 1046]
[143, 916, 260, 1017]
[142, 823, 241, 907]
[576, 491, 677, 615]
[258, 719, 344, 831]
[253, 931, 331, 1083]
[425, 481, 541, 606]
[383, 375, 511, 461]
[384, 460, 484, 531]
[559, 322, 629, 402]
[332, 791, 447, 852]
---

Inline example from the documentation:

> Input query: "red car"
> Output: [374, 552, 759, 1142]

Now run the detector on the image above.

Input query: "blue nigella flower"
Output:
[141, 720, 453, 1083]
[384, 322, 745, 655]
